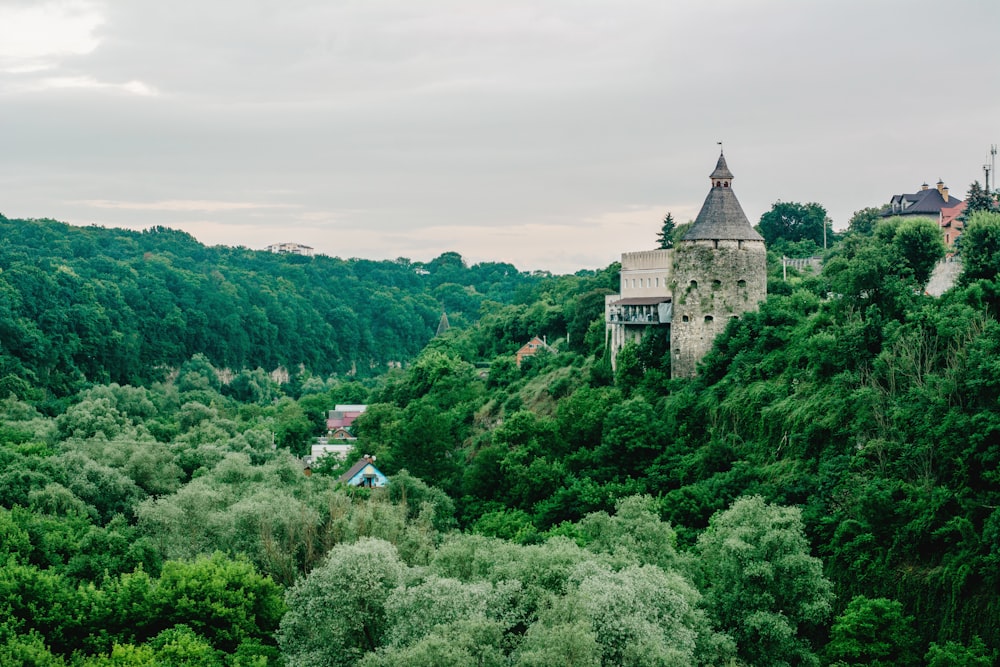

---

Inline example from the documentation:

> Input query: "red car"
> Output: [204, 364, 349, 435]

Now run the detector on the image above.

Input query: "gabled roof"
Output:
[337, 457, 384, 483]
[886, 187, 963, 216]
[682, 154, 763, 242]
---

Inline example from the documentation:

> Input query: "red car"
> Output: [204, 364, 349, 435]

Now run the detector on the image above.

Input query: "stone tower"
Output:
[670, 152, 766, 378]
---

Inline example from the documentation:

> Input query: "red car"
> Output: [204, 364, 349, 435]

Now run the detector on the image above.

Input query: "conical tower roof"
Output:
[682, 153, 763, 242]
[435, 311, 450, 336]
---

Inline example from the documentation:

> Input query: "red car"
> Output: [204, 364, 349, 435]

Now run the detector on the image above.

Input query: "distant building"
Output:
[327, 426, 356, 441]
[605, 152, 767, 378]
[338, 455, 388, 487]
[265, 242, 314, 256]
[940, 200, 967, 249]
[306, 441, 354, 467]
[516, 336, 553, 368]
[885, 180, 962, 218]
[326, 404, 367, 432]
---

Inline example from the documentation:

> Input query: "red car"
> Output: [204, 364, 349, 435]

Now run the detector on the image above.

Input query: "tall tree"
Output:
[696, 496, 833, 667]
[757, 201, 830, 250]
[278, 538, 405, 667]
[962, 181, 994, 220]
[959, 211, 1000, 283]
[656, 212, 675, 249]
[847, 207, 885, 236]
[824, 596, 920, 667]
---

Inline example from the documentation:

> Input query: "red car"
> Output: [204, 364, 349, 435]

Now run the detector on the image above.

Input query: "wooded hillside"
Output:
[0, 215, 558, 406]
[3, 213, 1000, 665]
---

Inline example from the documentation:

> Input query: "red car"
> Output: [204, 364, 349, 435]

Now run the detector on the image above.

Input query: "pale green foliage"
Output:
[0, 396, 58, 443]
[56, 397, 130, 440]
[220, 488, 322, 586]
[425, 528, 730, 667]
[578, 495, 681, 571]
[515, 618, 601, 667]
[55, 384, 158, 441]
[137, 477, 228, 559]
[696, 496, 833, 667]
[42, 451, 143, 522]
[67, 439, 182, 497]
[136, 452, 439, 582]
[27, 482, 92, 517]
[278, 538, 405, 667]
[177, 353, 222, 392]
[383, 576, 522, 649]
[360, 618, 508, 667]
[567, 562, 716, 667]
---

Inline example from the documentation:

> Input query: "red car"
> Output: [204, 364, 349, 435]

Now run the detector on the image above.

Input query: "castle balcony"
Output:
[607, 296, 672, 325]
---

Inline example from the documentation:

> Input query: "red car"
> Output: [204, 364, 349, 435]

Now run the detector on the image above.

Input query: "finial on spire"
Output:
[717, 141, 723, 154]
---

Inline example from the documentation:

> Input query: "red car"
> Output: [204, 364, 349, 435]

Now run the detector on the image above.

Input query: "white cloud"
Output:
[0, 0, 104, 70]
[16, 75, 159, 96]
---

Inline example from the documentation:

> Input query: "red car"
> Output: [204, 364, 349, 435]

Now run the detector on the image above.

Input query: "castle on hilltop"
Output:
[605, 152, 767, 378]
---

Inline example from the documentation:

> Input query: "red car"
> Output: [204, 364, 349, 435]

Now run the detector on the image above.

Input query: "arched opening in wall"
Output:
[704, 315, 714, 323]
[689, 280, 698, 289]
[737, 279, 747, 289]
[713, 240, 719, 249]
[682, 315, 689, 322]
[738, 240, 744, 249]
[730, 315, 739, 320]
[712, 279, 721, 290]
[674, 349, 681, 357]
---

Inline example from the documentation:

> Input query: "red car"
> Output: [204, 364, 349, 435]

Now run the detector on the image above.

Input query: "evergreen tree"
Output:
[656, 212, 675, 249]
[961, 180, 994, 221]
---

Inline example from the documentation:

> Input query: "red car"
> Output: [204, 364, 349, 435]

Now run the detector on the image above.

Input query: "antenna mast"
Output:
[992, 145, 998, 196]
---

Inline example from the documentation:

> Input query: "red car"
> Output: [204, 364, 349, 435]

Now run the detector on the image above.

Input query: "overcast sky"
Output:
[1, 0, 998, 273]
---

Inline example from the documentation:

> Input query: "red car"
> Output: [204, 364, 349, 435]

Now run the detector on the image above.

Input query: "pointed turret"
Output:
[710, 152, 734, 183]
[435, 311, 450, 336]
[682, 152, 763, 242]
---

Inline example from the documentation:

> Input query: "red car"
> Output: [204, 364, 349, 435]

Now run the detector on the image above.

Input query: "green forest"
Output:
[2, 205, 1000, 666]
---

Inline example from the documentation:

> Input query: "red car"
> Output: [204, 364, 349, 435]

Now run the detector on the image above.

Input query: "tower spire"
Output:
[710, 151, 734, 188]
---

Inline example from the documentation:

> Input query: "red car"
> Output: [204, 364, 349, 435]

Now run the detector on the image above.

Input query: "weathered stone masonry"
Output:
[605, 152, 767, 379]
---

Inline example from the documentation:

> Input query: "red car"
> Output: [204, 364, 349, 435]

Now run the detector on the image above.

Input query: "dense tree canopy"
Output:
[2, 212, 1000, 664]
[757, 201, 832, 255]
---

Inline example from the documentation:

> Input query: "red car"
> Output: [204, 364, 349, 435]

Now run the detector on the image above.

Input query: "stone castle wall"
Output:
[670, 238, 767, 378]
